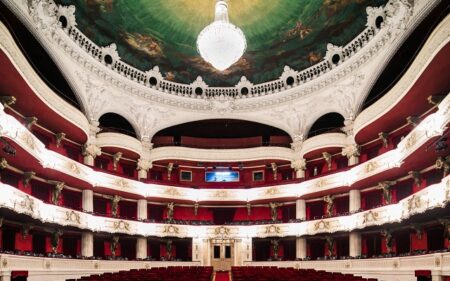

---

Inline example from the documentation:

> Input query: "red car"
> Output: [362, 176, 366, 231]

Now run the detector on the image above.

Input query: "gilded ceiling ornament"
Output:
[290, 158, 306, 171]
[24, 116, 38, 130]
[341, 144, 360, 159]
[364, 161, 379, 174]
[324, 195, 335, 217]
[81, 143, 101, 159]
[22, 171, 35, 187]
[378, 180, 396, 204]
[164, 187, 181, 197]
[20, 195, 35, 213]
[0, 96, 16, 107]
[167, 163, 174, 181]
[362, 210, 378, 224]
[378, 132, 389, 148]
[402, 132, 417, 151]
[65, 210, 81, 224]
[137, 158, 153, 172]
[315, 178, 328, 188]
[163, 225, 179, 235]
[214, 226, 230, 236]
[49, 181, 65, 205]
[408, 170, 422, 187]
[0, 157, 8, 170]
[406, 116, 420, 127]
[265, 187, 279, 196]
[208, 94, 235, 115]
[55, 132, 65, 148]
[264, 225, 281, 235]
[115, 179, 130, 189]
[113, 220, 130, 231]
[314, 220, 330, 231]
[68, 162, 81, 175]
[213, 190, 229, 198]
[21, 132, 36, 150]
[112, 152, 122, 171]
[407, 195, 422, 213]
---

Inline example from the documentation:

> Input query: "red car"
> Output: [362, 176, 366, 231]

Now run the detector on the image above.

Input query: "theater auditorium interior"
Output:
[0, 0, 449, 280]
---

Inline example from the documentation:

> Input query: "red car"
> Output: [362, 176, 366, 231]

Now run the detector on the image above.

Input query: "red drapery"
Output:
[233, 207, 280, 221]
[104, 241, 121, 257]
[45, 236, 63, 254]
[14, 232, 32, 252]
[166, 206, 213, 221]
[160, 243, 176, 259]
[411, 232, 427, 251]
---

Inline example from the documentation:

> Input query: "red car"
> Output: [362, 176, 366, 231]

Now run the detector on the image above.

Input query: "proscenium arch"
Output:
[98, 112, 138, 138]
[307, 112, 345, 138]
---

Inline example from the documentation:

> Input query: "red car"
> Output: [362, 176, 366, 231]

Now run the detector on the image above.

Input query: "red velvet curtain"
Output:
[45, 236, 63, 254]
[104, 241, 121, 257]
[170, 206, 213, 221]
[233, 207, 279, 221]
[14, 232, 32, 252]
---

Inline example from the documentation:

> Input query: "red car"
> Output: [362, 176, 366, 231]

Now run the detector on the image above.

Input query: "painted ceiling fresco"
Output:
[57, 0, 387, 86]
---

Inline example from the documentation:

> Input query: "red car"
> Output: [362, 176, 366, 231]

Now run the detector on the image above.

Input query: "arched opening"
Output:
[98, 113, 137, 138]
[0, 2, 82, 111]
[307, 113, 345, 138]
[152, 119, 291, 149]
[361, 1, 447, 110]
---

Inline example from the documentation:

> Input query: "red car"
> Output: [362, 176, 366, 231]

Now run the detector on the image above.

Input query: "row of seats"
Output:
[231, 266, 378, 281]
[66, 266, 213, 281]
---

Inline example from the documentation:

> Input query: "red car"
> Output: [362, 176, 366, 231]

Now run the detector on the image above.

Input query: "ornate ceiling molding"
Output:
[0, 0, 439, 141]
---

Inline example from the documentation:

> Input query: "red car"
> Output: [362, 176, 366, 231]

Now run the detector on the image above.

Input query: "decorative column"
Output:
[291, 158, 306, 179]
[81, 188, 94, 257]
[349, 232, 361, 257]
[0, 271, 11, 281]
[82, 189, 94, 213]
[349, 189, 361, 257]
[137, 158, 152, 180]
[295, 199, 307, 259]
[81, 232, 93, 257]
[341, 144, 360, 166]
[82, 121, 102, 166]
[349, 190, 361, 213]
[296, 237, 307, 259]
[136, 237, 147, 260]
[137, 199, 148, 221]
[295, 199, 306, 220]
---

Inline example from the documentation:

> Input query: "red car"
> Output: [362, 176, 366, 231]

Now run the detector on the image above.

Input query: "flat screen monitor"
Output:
[205, 171, 239, 182]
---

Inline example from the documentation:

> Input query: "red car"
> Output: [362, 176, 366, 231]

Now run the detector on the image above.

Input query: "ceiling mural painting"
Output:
[57, 0, 387, 86]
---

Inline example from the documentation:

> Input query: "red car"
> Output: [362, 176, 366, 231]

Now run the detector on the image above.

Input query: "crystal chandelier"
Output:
[197, 0, 246, 71]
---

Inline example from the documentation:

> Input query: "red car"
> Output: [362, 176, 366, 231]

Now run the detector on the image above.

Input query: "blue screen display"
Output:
[205, 171, 239, 182]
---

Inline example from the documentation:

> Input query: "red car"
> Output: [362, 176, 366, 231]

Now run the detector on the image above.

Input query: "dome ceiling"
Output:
[57, 0, 386, 86]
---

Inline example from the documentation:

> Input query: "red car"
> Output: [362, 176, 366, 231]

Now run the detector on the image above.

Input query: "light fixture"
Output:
[197, 0, 246, 71]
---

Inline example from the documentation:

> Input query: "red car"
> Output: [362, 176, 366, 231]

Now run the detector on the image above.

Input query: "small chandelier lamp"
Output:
[197, 0, 247, 71]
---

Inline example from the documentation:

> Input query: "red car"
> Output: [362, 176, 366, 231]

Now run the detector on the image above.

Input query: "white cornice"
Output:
[0, 93, 448, 201]
[1, 175, 448, 238]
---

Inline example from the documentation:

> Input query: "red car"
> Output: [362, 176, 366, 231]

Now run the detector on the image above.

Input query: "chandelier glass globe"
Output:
[197, 0, 246, 71]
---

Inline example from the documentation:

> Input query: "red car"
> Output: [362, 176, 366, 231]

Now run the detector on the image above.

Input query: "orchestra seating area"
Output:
[65, 266, 213, 281]
[231, 267, 378, 281]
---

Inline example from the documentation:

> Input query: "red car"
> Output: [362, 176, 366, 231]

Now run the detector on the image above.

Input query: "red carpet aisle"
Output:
[215, 271, 231, 281]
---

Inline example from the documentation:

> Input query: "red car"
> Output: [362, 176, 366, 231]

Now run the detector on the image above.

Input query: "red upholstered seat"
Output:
[67, 266, 213, 281]
[231, 267, 379, 281]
